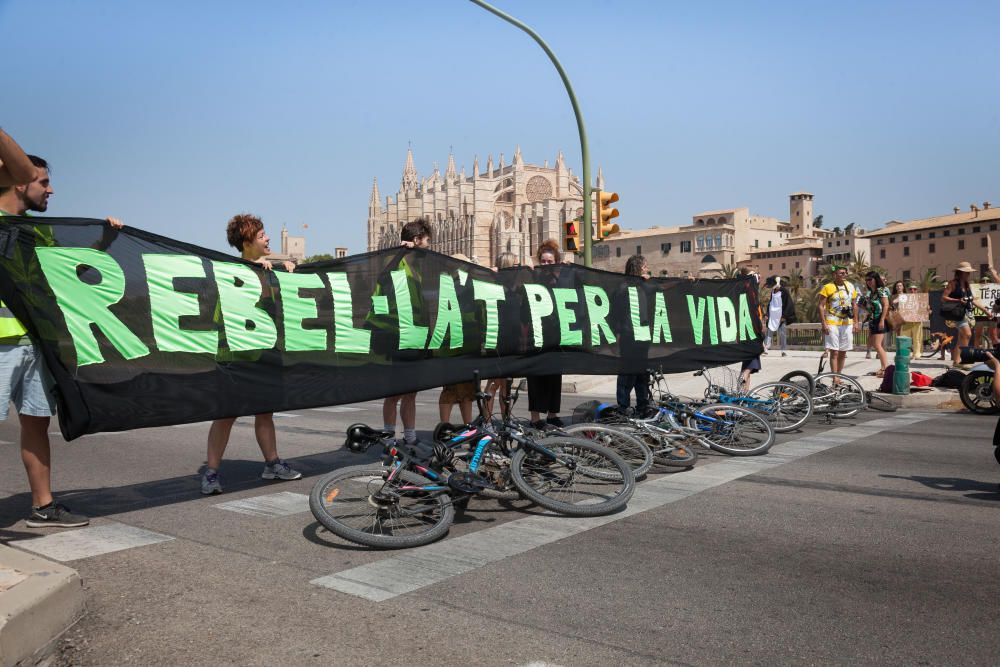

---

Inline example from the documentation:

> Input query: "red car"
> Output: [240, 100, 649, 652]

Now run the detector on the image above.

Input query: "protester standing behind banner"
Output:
[200, 214, 301, 495]
[485, 251, 521, 417]
[614, 255, 652, 414]
[381, 219, 432, 444]
[941, 262, 993, 369]
[762, 276, 794, 356]
[527, 240, 564, 428]
[0, 155, 123, 527]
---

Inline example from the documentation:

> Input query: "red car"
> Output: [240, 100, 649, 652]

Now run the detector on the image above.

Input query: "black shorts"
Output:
[868, 320, 888, 335]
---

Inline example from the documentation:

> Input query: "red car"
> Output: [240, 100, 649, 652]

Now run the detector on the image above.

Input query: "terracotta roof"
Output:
[866, 206, 1000, 236]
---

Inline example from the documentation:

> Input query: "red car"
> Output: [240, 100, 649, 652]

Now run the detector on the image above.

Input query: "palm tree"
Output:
[848, 250, 871, 284]
[720, 263, 740, 279]
[784, 267, 805, 298]
[917, 267, 946, 291]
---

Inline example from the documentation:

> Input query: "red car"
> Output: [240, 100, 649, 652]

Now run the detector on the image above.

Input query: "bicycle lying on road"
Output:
[779, 353, 896, 420]
[309, 374, 635, 549]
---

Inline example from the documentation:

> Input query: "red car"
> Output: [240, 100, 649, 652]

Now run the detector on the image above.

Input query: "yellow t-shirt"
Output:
[819, 281, 858, 326]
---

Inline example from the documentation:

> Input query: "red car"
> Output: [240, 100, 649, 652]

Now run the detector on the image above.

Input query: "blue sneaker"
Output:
[201, 470, 223, 495]
[261, 459, 302, 481]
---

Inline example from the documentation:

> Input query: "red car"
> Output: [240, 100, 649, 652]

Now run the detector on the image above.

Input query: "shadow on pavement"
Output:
[880, 474, 1000, 501]
[0, 449, 375, 529]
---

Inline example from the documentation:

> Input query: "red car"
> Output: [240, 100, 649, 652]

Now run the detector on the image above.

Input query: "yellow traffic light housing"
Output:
[596, 190, 620, 240]
[564, 218, 580, 253]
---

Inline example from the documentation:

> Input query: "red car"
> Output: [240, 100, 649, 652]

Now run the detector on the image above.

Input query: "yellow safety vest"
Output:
[0, 211, 55, 341]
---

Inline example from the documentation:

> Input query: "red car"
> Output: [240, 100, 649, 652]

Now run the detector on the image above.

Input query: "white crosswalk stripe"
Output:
[13, 522, 174, 562]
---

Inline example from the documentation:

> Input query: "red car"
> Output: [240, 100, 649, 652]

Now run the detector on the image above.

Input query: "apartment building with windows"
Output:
[865, 203, 999, 284]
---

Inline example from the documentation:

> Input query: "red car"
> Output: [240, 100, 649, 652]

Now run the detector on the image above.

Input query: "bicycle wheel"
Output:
[619, 424, 699, 468]
[309, 464, 454, 549]
[778, 370, 815, 394]
[687, 403, 774, 456]
[813, 373, 866, 418]
[510, 437, 634, 516]
[744, 382, 813, 433]
[563, 423, 653, 478]
[866, 392, 898, 412]
[959, 371, 999, 415]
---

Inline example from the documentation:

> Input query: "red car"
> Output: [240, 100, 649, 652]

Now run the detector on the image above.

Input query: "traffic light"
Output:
[564, 218, 580, 253]
[596, 190, 620, 240]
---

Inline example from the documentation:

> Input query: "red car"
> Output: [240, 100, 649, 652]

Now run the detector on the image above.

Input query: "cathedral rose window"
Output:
[526, 175, 553, 202]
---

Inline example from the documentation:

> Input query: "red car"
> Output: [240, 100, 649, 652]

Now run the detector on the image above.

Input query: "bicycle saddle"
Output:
[344, 423, 394, 452]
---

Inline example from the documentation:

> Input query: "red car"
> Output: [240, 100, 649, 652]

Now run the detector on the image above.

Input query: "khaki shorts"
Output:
[439, 382, 476, 404]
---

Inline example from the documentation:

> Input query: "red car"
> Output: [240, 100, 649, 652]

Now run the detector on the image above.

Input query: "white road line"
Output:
[213, 491, 310, 517]
[310, 406, 364, 413]
[312, 413, 932, 602]
[272, 412, 302, 418]
[14, 522, 174, 562]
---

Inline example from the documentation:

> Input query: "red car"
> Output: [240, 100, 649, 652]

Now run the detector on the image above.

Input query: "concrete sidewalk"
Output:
[0, 545, 84, 666]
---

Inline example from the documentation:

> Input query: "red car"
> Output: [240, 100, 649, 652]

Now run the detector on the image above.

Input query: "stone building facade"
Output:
[866, 202, 999, 284]
[593, 193, 819, 278]
[368, 147, 597, 266]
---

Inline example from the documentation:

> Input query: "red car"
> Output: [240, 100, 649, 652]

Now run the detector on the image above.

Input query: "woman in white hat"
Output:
[942, 261, 994, 368]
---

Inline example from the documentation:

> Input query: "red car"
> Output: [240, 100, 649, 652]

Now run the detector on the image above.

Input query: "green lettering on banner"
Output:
[328, 273, 370, 354]
[390, 269, 428, 349]
[717, 296, 737, 343]
[371, 295, 389, 315]
[35, 248, 149, 366]
[212, 262, 277, 352]
[274, 271, 326, 352]
[706, 296, 719, 345]
[428, 273, 463, 350]
[552, 288, 583, 346]
[628, 286, 651, 342]
[523, 284, 553, 349]
[738, 293, 756, 341]
[472, 279, 505, 350]
[651, 292, 672, 344]
[687, 295, 706, 345]
[583, 285, 616, 346]
[143, 254, 217, 354]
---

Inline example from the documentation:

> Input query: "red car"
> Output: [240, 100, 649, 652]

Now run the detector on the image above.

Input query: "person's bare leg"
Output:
[19, 414, 52, 507]
[400, 393, 416, 429]
[382, 396, 400, 430]
[954, 327, 971, 364]
[253, 413, 278, 462]
[873, 333, 888, 372]
[438, 400, 452, 423]
[530, 411, 541, 423]
[459, 399, 473, 424]
[206, 417, 237, 470]
[836, 351, 848, 374]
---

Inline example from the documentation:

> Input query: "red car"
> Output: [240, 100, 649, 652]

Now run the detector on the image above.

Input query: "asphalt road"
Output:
[1, 393, 998, 666]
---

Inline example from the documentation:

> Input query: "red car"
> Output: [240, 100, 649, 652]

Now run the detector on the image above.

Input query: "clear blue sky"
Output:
[3, 0, 997, 257]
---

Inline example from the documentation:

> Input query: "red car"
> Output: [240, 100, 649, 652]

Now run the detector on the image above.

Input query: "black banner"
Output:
[0, 217, 763, 439]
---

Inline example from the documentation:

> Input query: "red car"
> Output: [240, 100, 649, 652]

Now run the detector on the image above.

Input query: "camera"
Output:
[959, 345, 1000, 364]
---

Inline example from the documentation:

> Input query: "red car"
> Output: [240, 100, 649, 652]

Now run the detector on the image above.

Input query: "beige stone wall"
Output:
[870, 215, 1000, 283]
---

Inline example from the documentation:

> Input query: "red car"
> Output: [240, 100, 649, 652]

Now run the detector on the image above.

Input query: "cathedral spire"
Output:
[486, 154, 494, 177]
[446, 150, 457, 180]
[473, 155, 480, 177]
[596, 166, 605, 190]
[401, 146, 418, 192]
[555, 150, 566, 171]
[369, 177, 381, 210]
[513, 145, 523, 168]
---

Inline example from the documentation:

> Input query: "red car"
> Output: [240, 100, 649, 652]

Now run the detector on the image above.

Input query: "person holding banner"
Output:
[201, 214, 301, 495]
[527, 240, 565, 428]
[615, 255, 652, 414]
[0, 154, 123, 527]
[381, 218, 432, 445]
[0, 127, 36, 187]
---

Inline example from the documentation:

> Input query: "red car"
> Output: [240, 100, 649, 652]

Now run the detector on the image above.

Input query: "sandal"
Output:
[875, 370, 885, 378]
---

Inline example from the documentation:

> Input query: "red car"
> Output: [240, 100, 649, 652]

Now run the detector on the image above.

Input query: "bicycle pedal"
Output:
[447, 472, 491, 494]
